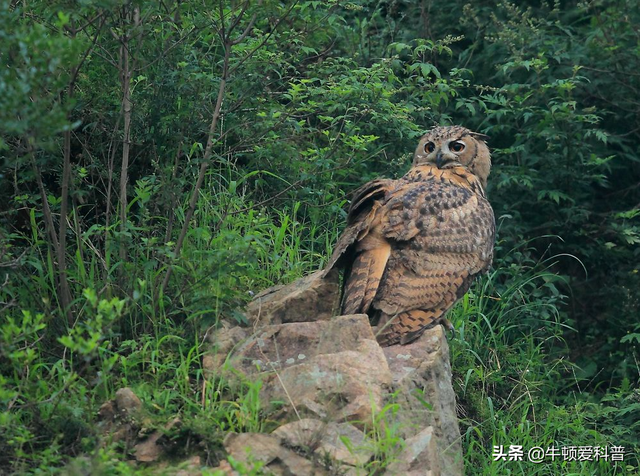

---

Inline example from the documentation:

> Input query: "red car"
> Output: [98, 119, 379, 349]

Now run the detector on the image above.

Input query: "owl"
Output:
[323, 125, 495, 346]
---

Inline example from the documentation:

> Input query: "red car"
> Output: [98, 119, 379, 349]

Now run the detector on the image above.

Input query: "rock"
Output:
[224, 433, 328, 475]
[204, 314, 392, 425]
[97, 388, 142, 444]
[97, 400, 116, 422]
[115, 387, 142, 416]
[205, 270, 463, 476]
[174, 455, 202, 476]
[273, 418, 372, 467]
[134, 431, 164, 463]
[204, 325, 249, 373]
[152, 454, 203, 475]
[133, 417, 181, 463]
[262, 345, 388, 424]
[383, 326, 463, 476]
[385, 426, 440, 475]
[245, 269, 340, 326]
[212, 459, 238, 476]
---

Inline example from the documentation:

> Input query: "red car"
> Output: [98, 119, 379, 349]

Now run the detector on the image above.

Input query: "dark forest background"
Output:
[1, 0, 639, 473]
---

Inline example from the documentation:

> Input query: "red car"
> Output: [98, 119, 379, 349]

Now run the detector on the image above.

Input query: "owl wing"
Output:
[324, 172, 494, 346]
[321, 179, 395, 315]
[373, 178, 495, 345]
[322, 179, 394, 275]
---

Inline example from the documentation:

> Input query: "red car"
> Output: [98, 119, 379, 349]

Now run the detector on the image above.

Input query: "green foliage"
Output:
[447, 237, 639, 473]
[1, 0, 639, 473]
[0, 293, 120, 471]
[0, 0, 80, 149]
[362, 401, 405, 474]
[448, 0, 640, 386]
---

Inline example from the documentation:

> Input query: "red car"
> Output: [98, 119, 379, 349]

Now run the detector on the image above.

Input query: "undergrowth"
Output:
[2, 178, 638, 474]
[2, 2, 640, 473]
[0, 173, 338, 473]
[449, 235, 639, 474]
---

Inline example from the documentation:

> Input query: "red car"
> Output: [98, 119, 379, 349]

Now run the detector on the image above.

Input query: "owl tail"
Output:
[341, 244, 390, 315]
[375, 308, 451, 346]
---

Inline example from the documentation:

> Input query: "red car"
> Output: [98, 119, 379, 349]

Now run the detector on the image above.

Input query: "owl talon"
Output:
[442, 318, 456, 337]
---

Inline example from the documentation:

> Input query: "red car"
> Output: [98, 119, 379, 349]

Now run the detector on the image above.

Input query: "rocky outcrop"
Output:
[205, 270, 463, 475]
[224, 433, 328, 475]
[384, 327, 463, 474]
[245, 269, 340, 326]
[97, 389, 186, 465]
[207, 313, 391, 425]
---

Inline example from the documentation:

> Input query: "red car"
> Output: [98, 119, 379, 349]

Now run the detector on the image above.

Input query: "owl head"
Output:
[414, 125, 491, 189]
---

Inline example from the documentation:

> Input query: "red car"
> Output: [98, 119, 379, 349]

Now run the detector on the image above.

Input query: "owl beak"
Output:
[435, 151, 445, 168]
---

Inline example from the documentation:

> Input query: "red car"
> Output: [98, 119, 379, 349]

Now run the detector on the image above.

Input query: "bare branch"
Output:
[159, 44, 231, 296]
[140, 26, 199, 71]
[69, 16, 106, 87]
[29, 142, 73, 324]
[231, 11, 257, 46]
[229, 0, 299, 76]
[227, 0, 251, 35]
[118, 4, 135, 264]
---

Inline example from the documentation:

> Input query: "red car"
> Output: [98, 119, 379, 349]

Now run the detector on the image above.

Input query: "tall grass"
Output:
[1, 170, 638, 474]
[0, 168, 336, 473]
[449, 240, 638, 474]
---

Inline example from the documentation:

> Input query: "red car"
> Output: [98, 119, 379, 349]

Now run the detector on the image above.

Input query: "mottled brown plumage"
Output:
[324, 126, 495, 346]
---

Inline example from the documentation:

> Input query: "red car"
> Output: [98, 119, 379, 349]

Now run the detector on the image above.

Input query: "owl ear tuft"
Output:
[470, 132, 490, 142]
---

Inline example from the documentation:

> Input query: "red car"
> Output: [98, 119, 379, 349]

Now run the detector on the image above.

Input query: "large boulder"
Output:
[206, 270, 464, 475]
[384, 326, 463, 475]
[206, 313, 392, 425]
[245, 269, 340, 326]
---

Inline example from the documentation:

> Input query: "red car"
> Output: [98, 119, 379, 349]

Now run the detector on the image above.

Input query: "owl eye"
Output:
[450, 141, 465, 153]
[424, 142, 435, 153]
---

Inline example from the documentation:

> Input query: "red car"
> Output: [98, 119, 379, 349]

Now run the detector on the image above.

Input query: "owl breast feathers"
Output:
[323, 125, 495, 346]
